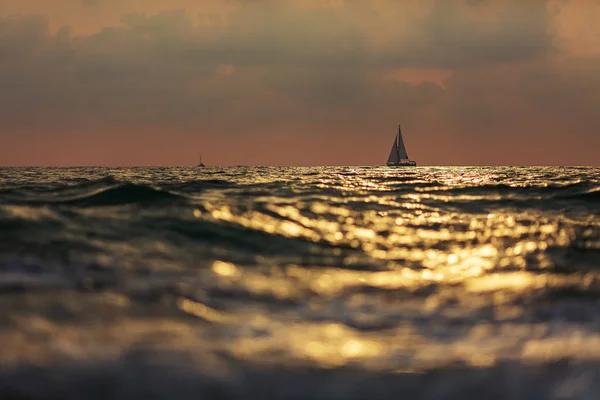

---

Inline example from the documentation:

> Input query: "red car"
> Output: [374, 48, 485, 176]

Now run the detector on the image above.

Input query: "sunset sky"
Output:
[1, 0, 599, 166]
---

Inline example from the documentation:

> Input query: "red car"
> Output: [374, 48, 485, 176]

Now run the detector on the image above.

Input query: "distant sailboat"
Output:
[386, 124, 416, 167]
[198, 153, 206, 167]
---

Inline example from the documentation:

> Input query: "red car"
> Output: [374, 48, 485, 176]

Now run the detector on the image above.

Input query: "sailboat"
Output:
[386, 124, 416, 167]
[197, 153, 206, 167]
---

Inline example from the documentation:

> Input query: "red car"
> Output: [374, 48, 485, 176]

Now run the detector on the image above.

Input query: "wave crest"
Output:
[63, 183, 187, 207]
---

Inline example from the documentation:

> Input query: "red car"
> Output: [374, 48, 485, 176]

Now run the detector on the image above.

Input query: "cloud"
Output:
[549, 0, 600, 56]
[0, 14, 49, 59]
[0, 0, 599, 165]
[82, 0, 100, 6]
[386, 0, 553, 68]
[0, 8, 413, 134]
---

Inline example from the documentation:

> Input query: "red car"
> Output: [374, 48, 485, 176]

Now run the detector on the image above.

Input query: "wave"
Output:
[163, 179, 239, 193]
[2, 353, 600, 399]
[559, 188, 600, 202]
[0, 179, 190, 207]
[421, 181, 595, 195]
[60, 183, 188, 207]
[2, 166, 600, 400]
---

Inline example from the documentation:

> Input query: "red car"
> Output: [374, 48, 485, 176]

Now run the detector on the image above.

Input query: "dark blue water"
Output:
[1, 166, 599, 399]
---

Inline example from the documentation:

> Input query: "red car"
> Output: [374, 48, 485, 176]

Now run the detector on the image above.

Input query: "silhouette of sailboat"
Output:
[386, 124, 416, 167]
[198, 153, 206, 167]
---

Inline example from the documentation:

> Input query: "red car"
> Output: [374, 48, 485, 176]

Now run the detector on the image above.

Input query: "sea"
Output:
[1, 166, 599, 399]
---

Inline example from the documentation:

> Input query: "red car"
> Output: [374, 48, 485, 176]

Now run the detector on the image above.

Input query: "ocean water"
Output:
[1, 166, 600, 399]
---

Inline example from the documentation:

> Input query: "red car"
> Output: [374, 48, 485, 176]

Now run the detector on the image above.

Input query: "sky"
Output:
[1, 0, 599, 166]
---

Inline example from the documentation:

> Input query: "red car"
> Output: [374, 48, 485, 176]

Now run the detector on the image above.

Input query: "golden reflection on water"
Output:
[197, 196, 578, 287]
[221, 318, 388, 369]
[178, 170, 600, 370]
[177, 297, 232, 323]
[212, 260, 239, 277]
[4, 166, 600, 389]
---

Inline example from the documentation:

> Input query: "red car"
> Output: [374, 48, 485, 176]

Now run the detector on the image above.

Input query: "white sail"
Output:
[396, 125, 409, 160]
[387, 137, 400, 163]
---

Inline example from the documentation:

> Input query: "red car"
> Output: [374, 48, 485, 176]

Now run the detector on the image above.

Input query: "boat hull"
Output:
[386, 160, 417, 167]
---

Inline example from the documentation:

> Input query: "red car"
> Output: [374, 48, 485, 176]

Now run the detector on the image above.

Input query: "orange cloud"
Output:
[549, 0, 600, 55]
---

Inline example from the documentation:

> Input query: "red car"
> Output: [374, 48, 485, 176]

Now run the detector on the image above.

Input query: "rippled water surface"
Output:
[1, 166, 600, 399]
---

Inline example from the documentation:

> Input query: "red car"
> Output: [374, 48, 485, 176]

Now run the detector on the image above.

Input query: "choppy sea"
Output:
[1, 166, 600, 399]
